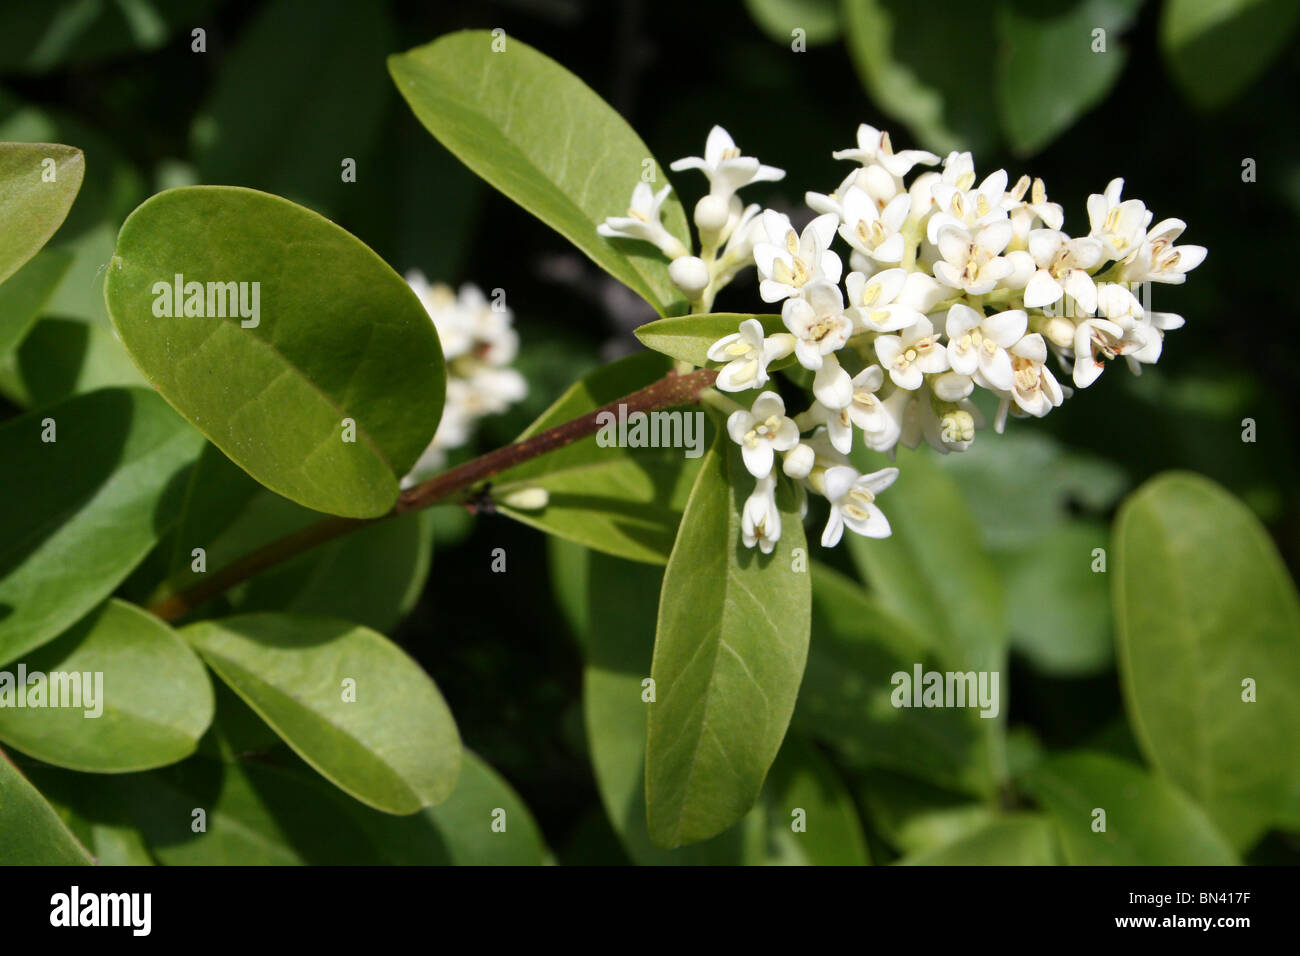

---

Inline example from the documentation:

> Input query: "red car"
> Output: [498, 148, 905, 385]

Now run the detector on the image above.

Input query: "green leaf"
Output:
[0, 387, 204, 666]
[0, 316, 149, 409]
[995, 0, 1143, 156]
[896, 813, 1057, 865]
[841, 0, 999, 155]
[1004, 520, 1113, 676]
[1114, 472, 1300, 849]
[759, 733, 870, 865]
[194, 0, 393, 214]
[634, 312, 786, 369]
[19, 765, 156, 865]
[1161, 0, 1300, 110]
[0, 747, 93, 864]
[104, 185, 445, 519]
[857, 769, 997, 855]
[847, 445, 1006, 678]
[389, 30, 690, 316]
[183, 613, 461, 814]
[0, 599, 213, 772]
[0, 141, 83, 287]
[745, 0, 843, 45]
[495, 352, 705, 564]
[0, 247, 71, 357]
[645, 432, 811, 848]
[1021, 750, 1240, 865]
[797, 562, 990, 793]
[344, 750, 550, 865]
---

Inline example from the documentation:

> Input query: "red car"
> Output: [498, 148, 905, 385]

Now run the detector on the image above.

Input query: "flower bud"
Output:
[499, 486, 549, 511]
[783, 443, 815, 479]
[668, 255, 711, 297]
[694, 194, 731, 234]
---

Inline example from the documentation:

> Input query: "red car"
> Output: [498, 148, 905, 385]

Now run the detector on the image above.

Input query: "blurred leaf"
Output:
[859, 769, 997, 856]
[745, 0, 842, 44]
[495, 352, 705, 564]
[104, 186, 445, 519]
[848, 445, 1007, 677]
[1161, 0, 1300, 110]
[1021, 750, 1240, 864]
[759, 733, 869, 864]
[184, 613, 461, 814]
[996, 0, 1143, 156]
[194, 0, 393, 214]
[940, 429, 1127, 551]
[841, 0, 998, 155]
[896, 813, 1057, 864]
[0, 599, 213, 772]
[0, 316, 148, 408]
[0, 0, 212, 73]
[0, 747, 92, 864]
[389, 30, 690, 316]
[344, 750, 549, 865]
[797, 562, 990, 793]
[634, 312, 786, 368]
[1114, 472, 1300, 849]
[645, 434, 810, 848]
[1004, 520, 1113, 676]
[0, 248, 71, 357]
[0, 142, 83, 287]
[0, 387, 203, 666]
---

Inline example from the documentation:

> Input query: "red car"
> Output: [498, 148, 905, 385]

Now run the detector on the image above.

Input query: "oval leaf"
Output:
[1114, 472, 1300, 849]
[1022, 750, 1239, 865]
[389, 31, 690, 316]
[0, 142, 83, 286]
[104, 185, 445, 519]
[645, 432, 811, 848]
[183, 613, 461, 814]
[0, 387, 204, 665]
[0, 599, 214, 772]
[0, 747, 92, 864]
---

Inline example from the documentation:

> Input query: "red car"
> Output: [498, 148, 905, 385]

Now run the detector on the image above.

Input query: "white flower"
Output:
[1071, 317, 1127, 388]
[1120, 218, 1207, 285]
[1022, 229, 1105, 314]
[782, 443, 816, 479]
[714, 203, 765, 284]
[1004, 333, 1064, 420]
[727, 391, 801, 478]
[845, 364, 900, 445]
[839, 187, 911, 264]
[833, 124, 939, 179]
[670, 125, 785, 199]
[1086, 178, 1151, 261]
[1095, 281, 1144, 331]
[754, 211, 842, 302]
[668, 255, 711, 296]
[819, 465, 898, 546]
[742, 473, 782, 554]
[597, 182, 688, 259]
[806, 400, 855, 455]
[923, 398, 984, 454]
[707, 318, 795, 392]
[932, 222, 1015, 296]
[926, 169, 1010, 244]
[781, 279, 851, 370]
[875, 315, 950, 390]
[1003, 175, 1064, 243]
[944, 305, 1027, 392]
[845, 268, 943, 332]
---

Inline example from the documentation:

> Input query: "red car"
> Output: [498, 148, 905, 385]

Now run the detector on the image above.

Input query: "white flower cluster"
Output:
[402, 272, 527, 487]
[600, 124, 1205, 553]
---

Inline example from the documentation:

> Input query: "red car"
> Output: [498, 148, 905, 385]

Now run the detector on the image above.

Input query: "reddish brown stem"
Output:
[147, 367, 718, 623]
